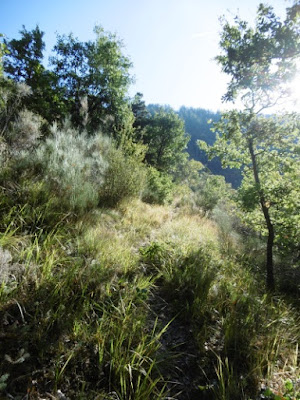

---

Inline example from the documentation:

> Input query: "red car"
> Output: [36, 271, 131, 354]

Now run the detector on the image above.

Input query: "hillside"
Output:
[178, 107, 243, 188]
[1, 5, 300, 398]
[1, 198, 299, 399]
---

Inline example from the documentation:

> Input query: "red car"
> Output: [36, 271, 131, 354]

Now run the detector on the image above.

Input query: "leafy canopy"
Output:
[217, 3, 300, 111]
[141, 107, 189, 173]
[3, 25, 134, 134]
[50, 26, 133, 133]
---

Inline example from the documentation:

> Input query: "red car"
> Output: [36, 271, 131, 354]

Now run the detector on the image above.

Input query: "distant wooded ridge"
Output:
[148, 104, 242, 188]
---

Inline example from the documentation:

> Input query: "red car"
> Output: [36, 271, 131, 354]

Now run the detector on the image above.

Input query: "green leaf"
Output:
[263, 388, 274, 396]
[284, 379, 294, 392]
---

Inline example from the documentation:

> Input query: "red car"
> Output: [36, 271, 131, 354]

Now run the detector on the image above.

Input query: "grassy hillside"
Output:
[0, 198, 299, 399]
[1, 21, 299, 399]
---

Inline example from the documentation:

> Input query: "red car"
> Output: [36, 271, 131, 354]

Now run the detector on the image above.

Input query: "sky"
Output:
[1, 0, 298, 112]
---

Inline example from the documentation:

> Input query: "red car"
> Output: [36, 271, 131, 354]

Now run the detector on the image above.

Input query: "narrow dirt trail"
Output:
[148, 289, 204, 399]
[131, 202, 217, 399]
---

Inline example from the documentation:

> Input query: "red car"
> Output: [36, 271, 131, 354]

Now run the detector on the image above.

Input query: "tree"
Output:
[50, 33, 89, 127]
[141, 107, 189, 173]
[131, 92, 150, 131]
[3, 26, 66, 123]
[4, 25, 44, 83]
[91, 26, 133, 133]
[199, 3, 300, 290]
[50, 26, 133, 135]
[216, 3, 300, 109]
[3, 25, 133, 132]
[0, 34, 7, 78]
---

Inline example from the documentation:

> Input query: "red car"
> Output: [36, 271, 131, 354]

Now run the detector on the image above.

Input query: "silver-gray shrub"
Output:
[10, 109, 43, 152]
[0, 81, 32, 138]
[33, 123, 110, 213]
[0, 109, 43, 174]
[0, 247, 25, 288]
[0, 82, 35, 168]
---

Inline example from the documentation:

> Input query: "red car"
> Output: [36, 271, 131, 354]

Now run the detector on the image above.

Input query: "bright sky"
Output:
[1, 0, 298, 112]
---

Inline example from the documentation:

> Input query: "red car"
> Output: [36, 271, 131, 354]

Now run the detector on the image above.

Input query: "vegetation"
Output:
[178, 106, 242, 188]
[199, 2, 300, 290]
[0, 2, 299, 399]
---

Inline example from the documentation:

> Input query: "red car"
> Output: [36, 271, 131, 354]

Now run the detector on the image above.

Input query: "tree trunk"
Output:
[265, 219, 275, 290]
[248, 139, 275, 291]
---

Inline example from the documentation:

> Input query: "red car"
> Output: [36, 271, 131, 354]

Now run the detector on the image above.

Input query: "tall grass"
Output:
[0, 203, 170, 398]
[0, 194, 299, 398]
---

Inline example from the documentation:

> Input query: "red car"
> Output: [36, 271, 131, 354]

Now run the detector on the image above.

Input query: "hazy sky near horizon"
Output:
[1, 0, 297, 112]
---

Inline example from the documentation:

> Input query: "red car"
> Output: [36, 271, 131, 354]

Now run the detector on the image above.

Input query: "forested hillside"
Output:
[0, 2, 299, 399]
[178, 106, 242, 188]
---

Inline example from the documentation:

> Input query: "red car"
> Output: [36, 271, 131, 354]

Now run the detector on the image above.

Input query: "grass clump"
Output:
[140, 241, 217, 320]
[0, 203, 170, 399]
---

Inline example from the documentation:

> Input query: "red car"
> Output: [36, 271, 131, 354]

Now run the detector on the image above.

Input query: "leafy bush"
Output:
[142, 166, 175, 205]
[194, 173, 232, 213]
[262, 380, 300, 400]
[98, 146, 146, 207]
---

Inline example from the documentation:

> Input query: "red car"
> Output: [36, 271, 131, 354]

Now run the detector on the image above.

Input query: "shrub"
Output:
[142, 166, 175, 205]
[9, 109, 43, 152]
[0, 80, 32, 137]
[193, 173, 232, 214]
[0, 247, 24, 285]
[0, 90, 43, 167]
[33, 123, 110, 214]
[98, 146, 147, 207]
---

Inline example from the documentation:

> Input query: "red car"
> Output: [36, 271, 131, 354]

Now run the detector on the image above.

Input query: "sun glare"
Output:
[289, 74, 300, 111]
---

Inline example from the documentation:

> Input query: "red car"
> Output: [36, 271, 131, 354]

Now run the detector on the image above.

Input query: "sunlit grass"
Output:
[155, 213, 219, 249]
[0, 198, 299, 399]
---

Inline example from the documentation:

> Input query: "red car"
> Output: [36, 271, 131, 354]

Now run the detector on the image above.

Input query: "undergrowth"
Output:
[0, 199, 299, 399]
